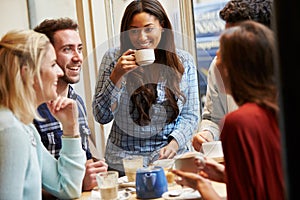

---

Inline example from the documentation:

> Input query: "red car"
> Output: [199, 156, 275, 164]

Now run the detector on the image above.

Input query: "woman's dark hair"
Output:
[220, 20, 278, 115]
[120, 0, 186, 126]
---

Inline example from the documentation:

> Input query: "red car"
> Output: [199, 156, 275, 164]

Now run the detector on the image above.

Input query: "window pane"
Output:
[193, 0, 228, 106]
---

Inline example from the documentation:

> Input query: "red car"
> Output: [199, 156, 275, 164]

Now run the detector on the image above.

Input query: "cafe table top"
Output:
[76, 180, 226, 200]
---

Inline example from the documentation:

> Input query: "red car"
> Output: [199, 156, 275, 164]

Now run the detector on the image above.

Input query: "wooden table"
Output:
[77, 181, 226, 200]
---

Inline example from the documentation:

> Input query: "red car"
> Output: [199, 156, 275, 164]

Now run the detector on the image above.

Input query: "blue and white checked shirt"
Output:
[34, 85, 92, 160]
[93, 47, 200, 171]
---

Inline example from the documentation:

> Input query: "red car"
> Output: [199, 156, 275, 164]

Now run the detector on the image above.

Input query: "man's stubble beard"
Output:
[60, 75, 80, 85]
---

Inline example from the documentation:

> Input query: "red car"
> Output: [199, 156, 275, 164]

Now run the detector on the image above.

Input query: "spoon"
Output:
[124, 187, 136, 193]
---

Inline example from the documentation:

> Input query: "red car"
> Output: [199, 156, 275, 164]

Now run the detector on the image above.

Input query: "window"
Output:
[193, 0, 228, 108]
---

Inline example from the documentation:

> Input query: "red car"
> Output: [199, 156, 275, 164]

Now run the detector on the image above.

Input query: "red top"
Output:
[221, 103, 285, 200]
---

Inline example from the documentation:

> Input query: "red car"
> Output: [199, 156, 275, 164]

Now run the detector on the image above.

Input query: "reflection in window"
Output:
[193, 0, 228, 108]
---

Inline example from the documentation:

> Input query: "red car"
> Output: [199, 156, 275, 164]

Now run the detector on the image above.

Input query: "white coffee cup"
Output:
[135, 48, 155, 66]
[174, 152, 205, 173]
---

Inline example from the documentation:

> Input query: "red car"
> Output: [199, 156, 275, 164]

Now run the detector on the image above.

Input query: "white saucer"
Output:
[162, 188, 201, 200]
[118, 176, 135, 187]
[90, 189, 131, 200]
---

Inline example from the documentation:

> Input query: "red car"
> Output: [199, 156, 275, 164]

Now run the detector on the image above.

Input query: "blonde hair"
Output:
[0, 29, 50, 124]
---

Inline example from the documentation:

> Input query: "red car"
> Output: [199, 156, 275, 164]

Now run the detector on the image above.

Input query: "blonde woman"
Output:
[0, 30, 85, 199]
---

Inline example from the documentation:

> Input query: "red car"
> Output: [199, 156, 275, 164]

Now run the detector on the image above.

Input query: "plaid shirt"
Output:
[93, 47, 200, 171]
[34, 85, 92, 160]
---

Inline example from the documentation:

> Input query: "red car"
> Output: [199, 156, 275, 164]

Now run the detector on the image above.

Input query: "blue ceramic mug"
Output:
[136, 166, 168, 199]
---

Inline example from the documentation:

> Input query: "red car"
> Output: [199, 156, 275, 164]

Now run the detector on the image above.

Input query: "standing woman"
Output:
[0, 30, 86, 199]
[93, 0, 200, 174]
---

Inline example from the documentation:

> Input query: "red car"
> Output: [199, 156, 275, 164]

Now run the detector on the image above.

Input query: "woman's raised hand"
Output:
[46, 96, 79, 136]
[110, 49, 139, 87]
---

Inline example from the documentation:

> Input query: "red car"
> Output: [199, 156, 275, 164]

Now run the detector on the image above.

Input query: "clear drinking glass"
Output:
[122, 156, 144, 182]
[96, 171, 119, 200]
